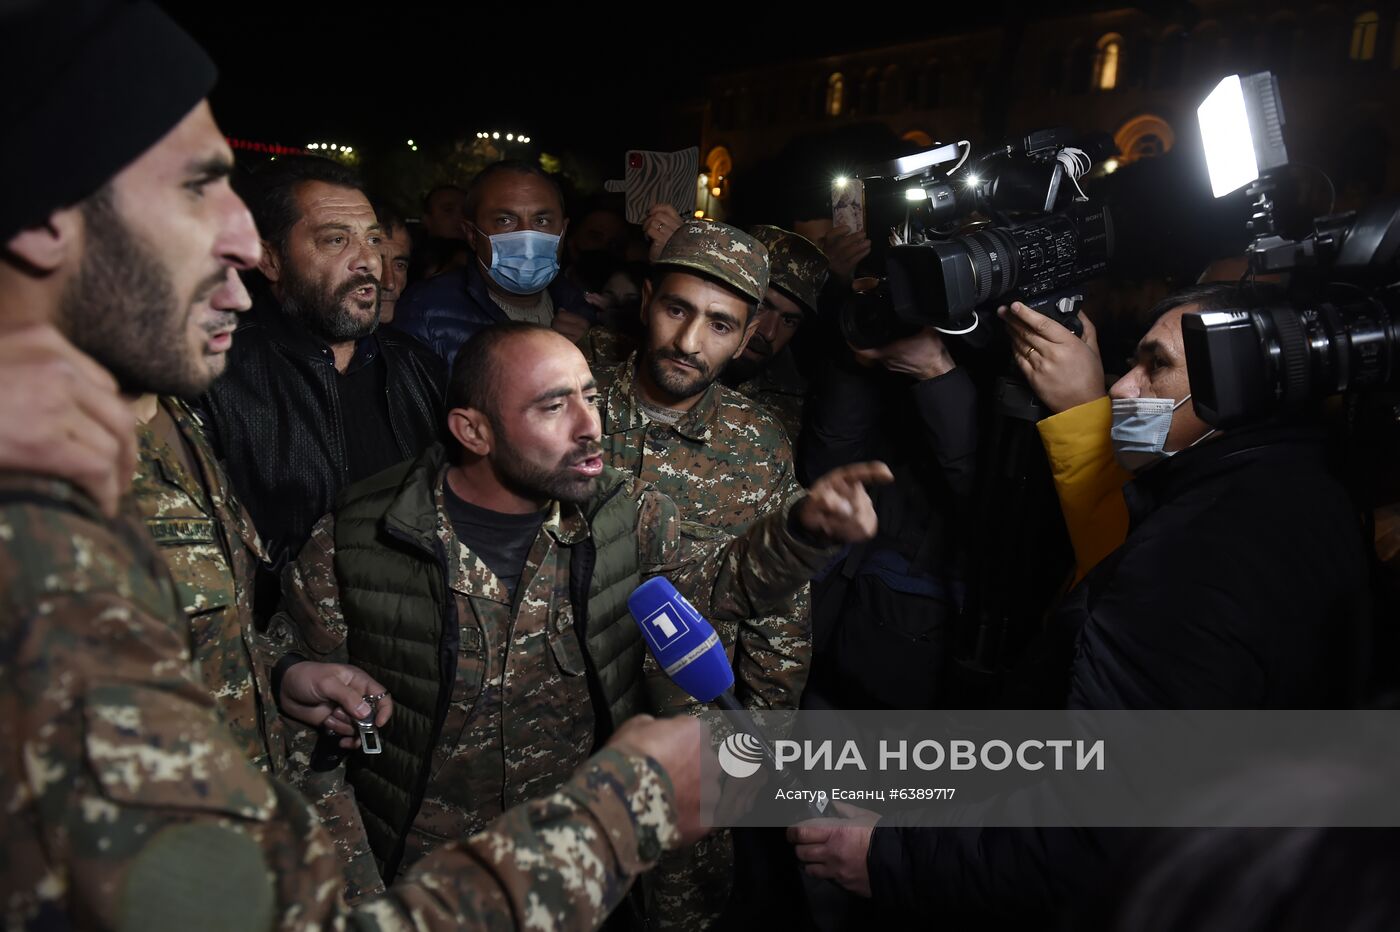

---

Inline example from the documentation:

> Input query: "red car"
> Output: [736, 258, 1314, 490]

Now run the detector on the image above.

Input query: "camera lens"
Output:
[960, 229, 1017, 305]
[1184, 296, 1400, 428]
[882, 201, 1113, 331]
[838, 284, 922, 350]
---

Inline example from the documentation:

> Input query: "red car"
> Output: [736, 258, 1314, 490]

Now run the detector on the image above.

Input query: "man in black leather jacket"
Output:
[198, 156, 445, 589]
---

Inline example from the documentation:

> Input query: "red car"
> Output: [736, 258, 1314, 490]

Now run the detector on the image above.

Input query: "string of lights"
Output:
[474, 131, 531, 143]
[225, 137, 307, 155]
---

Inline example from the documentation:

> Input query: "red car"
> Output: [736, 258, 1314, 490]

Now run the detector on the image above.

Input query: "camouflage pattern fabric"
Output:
[277, 457, 837, 927]
[275, 713, 389, 904]
[282, 484, 598, 876]
[653, 221, 769, 304]
[132, 396, 278, 770]
[598, 355, 810, 710]
[0, 473, 682, 930]
[582, 324, 641, 373]
[278, 461, 834, 890]
[746, 226, 828, 315]
[597, 356, 813, 930]
[134, 396, 384, 903]
[734, 225, 824, 450]
[734, 348, 809, 448]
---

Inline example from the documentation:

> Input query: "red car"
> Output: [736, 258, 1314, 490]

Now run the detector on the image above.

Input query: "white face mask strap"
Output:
[1172, 394, 1219, 449]
[1187, 426, 1218, 449]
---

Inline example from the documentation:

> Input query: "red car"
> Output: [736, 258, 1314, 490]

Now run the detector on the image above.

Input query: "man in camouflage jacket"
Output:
[597, 220, 814, 713]
[0, 3, 716, 926]
[273, 323, 888, 916]
[595, 220, 814, 929]
[132, 393, 279, 768]
[131, 383, 389, 900]
[722, 225, 829, 447]
[0, 471, 698, 929]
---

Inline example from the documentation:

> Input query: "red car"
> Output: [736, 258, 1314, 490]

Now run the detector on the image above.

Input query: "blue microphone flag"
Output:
[628, 577, 735, 702]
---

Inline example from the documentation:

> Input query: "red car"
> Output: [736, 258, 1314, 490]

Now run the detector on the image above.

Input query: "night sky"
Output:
[167, 3, 1120, 159]
[167, 1, 1261, 285]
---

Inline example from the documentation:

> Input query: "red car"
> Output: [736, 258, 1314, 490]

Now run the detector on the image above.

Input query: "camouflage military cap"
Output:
[654, 220, 769, 304]
[747, 225, 829, 315]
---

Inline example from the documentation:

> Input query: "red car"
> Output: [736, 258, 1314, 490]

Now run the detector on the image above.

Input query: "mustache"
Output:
[336, 274, 379, 300]
[746, 334, 773, 356]
[565, 441, 602, 465]
[202, 311, 238, 335]
[653, 347, 709, 374]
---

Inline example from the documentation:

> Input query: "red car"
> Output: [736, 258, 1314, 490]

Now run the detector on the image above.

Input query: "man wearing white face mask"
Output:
[392, 161, 596, 366]
[1001, 284, 1242, 580]
[793, 282, 1373, 925]
[997, 281, 1368, 707]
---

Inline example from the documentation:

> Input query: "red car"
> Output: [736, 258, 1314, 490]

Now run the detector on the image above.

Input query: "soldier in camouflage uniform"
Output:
[273, 324, 888, 905]
[0, 472, 701, 930]
[583, 320, 641, 371]
[0, 3, 720, 926]
[132, 393, 279, 768]
[721, 225, 829, 446]
[594, 220, 811, 928]
[596, 223, 812, 711]
[131, 385, 388, 901]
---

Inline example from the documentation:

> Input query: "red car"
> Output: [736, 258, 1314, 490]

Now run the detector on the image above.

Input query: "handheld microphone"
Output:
[629, 577, 832, 819]
[629, 576, 736, 703]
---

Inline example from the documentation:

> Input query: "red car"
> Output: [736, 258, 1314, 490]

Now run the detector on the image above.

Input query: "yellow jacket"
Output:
[1035, 396, 1132, 584]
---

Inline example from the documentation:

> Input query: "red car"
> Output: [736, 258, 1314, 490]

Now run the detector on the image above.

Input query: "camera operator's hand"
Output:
[821, 224, 872, 284]
[795, 461, 894, 545]
[1000, 301, 1107, 414]
[850, 327, 956, 381]
[607, 714, 716, 848]
[643, 202, 685, 263]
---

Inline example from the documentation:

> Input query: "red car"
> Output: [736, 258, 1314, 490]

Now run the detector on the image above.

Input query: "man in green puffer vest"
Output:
[272, 322, 890, 902]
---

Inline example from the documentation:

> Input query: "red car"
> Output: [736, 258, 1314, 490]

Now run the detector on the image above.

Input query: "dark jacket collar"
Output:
[240, 296, 380, 371]
[1123, 422, 1330, 526]
[460, 256, 594, 323]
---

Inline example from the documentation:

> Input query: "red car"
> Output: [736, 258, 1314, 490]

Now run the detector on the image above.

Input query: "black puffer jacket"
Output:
[197, 301, 446, 574]
[866, 424, 1370, 924]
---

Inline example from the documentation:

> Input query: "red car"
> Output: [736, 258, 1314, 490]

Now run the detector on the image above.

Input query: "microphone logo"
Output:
[638, 604, 690, 649]
[718, 732, 766, 779]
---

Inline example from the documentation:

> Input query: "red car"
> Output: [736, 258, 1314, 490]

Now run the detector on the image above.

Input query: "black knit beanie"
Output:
[0, 0, 217, 241]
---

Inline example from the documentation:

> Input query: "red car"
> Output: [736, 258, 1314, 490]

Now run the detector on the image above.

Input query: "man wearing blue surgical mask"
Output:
[392, 161, 596, 366]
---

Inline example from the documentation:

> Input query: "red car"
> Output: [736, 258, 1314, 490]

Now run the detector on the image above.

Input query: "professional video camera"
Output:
[834, 128, 1115, 349]
[1182, 72, 1400, 429]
